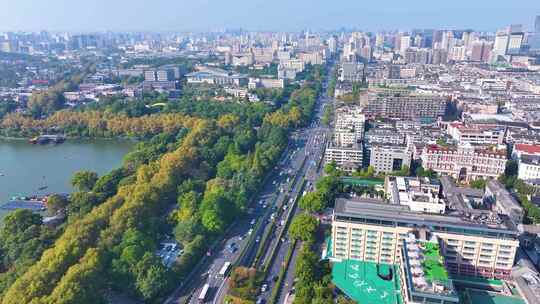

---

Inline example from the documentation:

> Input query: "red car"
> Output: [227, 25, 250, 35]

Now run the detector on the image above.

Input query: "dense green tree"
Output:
[176, 191, 201, 221]
[289, 214, 318, 242]
[299, 192, 325, 213]
[134, 253, 171, 300]
[27, 90, 66, 118]
[67, 192, 102, 220]
[93, 168, 127, 197]
[47, 194, 69, 215]
[470, 178, 487, 189]
[174, 218, 202, 244]
[0, 209, 56, 296]
[201, 209, 225, 233]
[71, 171, 98, 192]
[504, 160, 519, 177]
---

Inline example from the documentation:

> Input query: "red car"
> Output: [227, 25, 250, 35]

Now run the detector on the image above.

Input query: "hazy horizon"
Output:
[1, 0, 540, 33]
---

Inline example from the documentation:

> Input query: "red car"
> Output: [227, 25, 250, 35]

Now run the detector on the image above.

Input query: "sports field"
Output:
[332, 259, 403, 304]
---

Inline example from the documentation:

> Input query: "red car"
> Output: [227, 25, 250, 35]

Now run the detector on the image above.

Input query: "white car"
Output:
[250, 219, 256, 225]
[261, 284, 268, 292]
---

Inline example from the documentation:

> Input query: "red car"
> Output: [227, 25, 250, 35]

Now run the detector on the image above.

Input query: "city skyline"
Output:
[1, 0, 540, 32]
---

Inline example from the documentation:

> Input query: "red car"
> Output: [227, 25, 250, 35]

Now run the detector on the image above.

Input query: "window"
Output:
[498, 250, 512, 256]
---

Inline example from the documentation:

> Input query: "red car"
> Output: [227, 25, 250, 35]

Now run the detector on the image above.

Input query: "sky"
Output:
[1, 0, 539, 32]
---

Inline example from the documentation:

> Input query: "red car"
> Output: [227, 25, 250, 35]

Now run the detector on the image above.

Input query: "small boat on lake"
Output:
[29, 135, 66, 145]
[37, 176, 48, 191]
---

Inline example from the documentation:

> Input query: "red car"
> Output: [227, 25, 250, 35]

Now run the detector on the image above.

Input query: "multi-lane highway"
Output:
[266, 92, 333, 304]
[164, 62, 334, 304]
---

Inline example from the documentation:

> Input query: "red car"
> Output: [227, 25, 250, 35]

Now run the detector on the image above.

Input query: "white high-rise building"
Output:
[462, 31, 472, 49]
[440, 31, 453, 51]
[493, 31, 509, 56]
[375, 33, 384, 48]
[400, 36, 411, 54]
[328, 36, 337, 54]
[413, 35, 423, 47]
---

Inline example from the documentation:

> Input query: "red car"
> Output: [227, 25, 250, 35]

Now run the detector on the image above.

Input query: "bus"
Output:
[198, 283, 210, 303]
[218, 261, 232, 277]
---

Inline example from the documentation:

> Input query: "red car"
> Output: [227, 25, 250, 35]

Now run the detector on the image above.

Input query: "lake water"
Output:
[0, 139, 135, 220]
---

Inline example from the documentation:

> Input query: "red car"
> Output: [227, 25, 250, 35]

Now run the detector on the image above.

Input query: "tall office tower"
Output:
[432, 30, 444, 46]
[507, 32, 524, 54]
[531, 16, 540, 51]
[375, 33, 384, 48]
[400, 35, 411, 54]
[414, 35, 423, 47]
[471, 41, 491, 62]
[505, 24, 524, 54]
[508, 24, 523, 33]
[360, 45, 372, 62]
[440, 31, 453, 50]
[394, 33, 402, 52]
[432, 48, 448, 64]
[462, 31, 471, 49]
[328, 36, 337, 54]
[271, 40, 279, 51]
[493, 30, 509, 56]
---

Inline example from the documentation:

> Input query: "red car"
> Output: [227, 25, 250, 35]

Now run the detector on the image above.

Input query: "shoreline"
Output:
[0, 135, 141, 142]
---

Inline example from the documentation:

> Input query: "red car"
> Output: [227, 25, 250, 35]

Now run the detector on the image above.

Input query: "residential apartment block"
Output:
[446, 123, 505, 146]
[421, 143, 507, 181]
[339, 62, 364, 82]
[518, 155, 540, 181]
[324, 142, 363, 173]
[369, 144, 412, 174]
[362, 89, 447, 122]
[335, 109, 365, 140]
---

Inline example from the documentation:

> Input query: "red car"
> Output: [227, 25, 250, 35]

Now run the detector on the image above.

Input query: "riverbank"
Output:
[0, 134, 141, 141]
